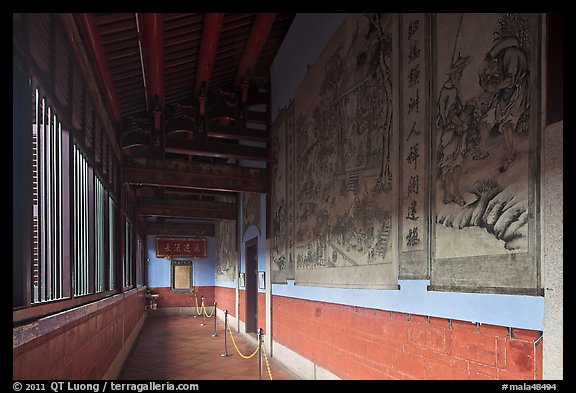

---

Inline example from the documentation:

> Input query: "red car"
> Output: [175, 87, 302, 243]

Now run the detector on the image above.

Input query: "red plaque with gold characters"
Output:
[155, 237, 207, 258]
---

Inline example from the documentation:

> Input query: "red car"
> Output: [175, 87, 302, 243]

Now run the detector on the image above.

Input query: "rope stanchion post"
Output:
[202, 299, 215, 318]
[200, 296, 206, 326]
[221, 318, 272, 379]
[211, 301, 218, 337]
[226, 317, 259, 359]
[220, 310, 232, 357]
[257, 328, 263, 380]
[193, 292, 199, 318]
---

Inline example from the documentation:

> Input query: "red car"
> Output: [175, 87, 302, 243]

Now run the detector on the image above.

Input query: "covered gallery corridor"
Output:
[13, 13, 562, 381]
[119, 314, 297, 380]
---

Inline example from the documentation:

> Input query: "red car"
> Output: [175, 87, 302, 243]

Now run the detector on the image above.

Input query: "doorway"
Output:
[244, 238, 258, 333]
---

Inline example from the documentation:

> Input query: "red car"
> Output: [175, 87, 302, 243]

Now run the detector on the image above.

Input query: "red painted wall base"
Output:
[148, 286, 215, 309]
[272, 295, 543, 380]
[215, 286, 236, 317]
[13, 288, 146, 379]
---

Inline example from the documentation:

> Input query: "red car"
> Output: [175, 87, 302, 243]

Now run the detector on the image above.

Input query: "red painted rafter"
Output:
[140, 13, 165, 108]
[80, 13, 122, 126]
[195, 13, 224, 96]
[234, 13, 277, 86]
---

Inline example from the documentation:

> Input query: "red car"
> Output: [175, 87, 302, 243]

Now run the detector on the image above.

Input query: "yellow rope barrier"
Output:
[202, 302, 215, 318]
[226, 319, 260, 359]
[261, 342, 273, 380]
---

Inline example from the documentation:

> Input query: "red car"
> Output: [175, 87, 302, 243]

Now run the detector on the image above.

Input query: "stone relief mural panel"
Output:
[430, 13, 542, 294]
[271, 108, 288, 284]
[270, 12, 543, 295]
[291, 13, 399, 289]
[216, 219, 237, 282]
[242, 192, 261, 237]
[398, 13, 430, 279]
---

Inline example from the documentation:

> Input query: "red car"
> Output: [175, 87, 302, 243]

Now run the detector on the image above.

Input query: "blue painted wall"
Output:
[269, 13, 544, 331]
[147, 234, 216, 288]
[272, 280, 543, 330]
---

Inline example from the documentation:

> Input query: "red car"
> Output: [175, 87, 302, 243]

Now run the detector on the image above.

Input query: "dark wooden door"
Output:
[245, 238, 258, 333]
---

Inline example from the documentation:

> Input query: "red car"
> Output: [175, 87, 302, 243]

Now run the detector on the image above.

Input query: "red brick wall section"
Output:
[214, 286, 236, 317]
[148, 286, 215, 309]
[272, 296, 543, 380]
[13, 289, 147, 380]
[239, 289, 246, 322]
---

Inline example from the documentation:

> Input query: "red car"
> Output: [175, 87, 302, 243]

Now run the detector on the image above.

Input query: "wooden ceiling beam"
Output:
[234, 13, 277, 86]
[138, 199, 236, 220]
[164, 139, 267, 161]
[146, 222, 216, 236]
[139, 13, 165, 108]
[124, 164, 268, 193]
[166, 120, 268, 143]
[195, 13, 224, 96]
[79, 13, 122, 126]
[207, 125, 268, 142]
[162, 188, 235, 199]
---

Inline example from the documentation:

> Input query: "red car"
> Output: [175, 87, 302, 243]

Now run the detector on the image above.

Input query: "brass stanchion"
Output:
[220, 310, 232, 357]
[257, 328, 263, 380]
[211, 301, 218, 337]
[200, 296, 206, 326]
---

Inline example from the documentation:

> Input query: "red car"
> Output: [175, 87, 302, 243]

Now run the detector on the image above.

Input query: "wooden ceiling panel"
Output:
[86, 12, 294, 222]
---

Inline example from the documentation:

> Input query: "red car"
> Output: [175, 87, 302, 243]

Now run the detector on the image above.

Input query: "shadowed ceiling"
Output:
[78, 13, 295, 229]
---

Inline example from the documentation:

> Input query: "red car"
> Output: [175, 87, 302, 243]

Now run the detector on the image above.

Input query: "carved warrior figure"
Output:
[471, 36, 529, 172]
[436, 53, 472, 206]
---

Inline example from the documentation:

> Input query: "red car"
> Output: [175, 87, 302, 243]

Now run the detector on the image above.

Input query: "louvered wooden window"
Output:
[94, 175, 106, 292]
[31, 88, 64, 303]
[109, 197, 118, 290]
[14, 13, 135, 320]
[73, 145, 91, 296]
[124, 219, 134, 287]
[124, 185, 136, 288]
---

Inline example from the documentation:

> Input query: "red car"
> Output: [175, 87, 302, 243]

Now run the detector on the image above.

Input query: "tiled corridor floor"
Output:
[119, 314, 299, 380]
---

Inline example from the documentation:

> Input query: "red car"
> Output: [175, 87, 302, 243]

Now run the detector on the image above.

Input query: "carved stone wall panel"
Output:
[242, 192, 261, 236]
[271, 108, 288, 283]
[286, 101, 296, 280]
[216, 219, 238, 282]
[270, 12, 543, 295]
[291, 13, 399, 289]
[398, 13, 431, 279]
[429, 13, 542, 295]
